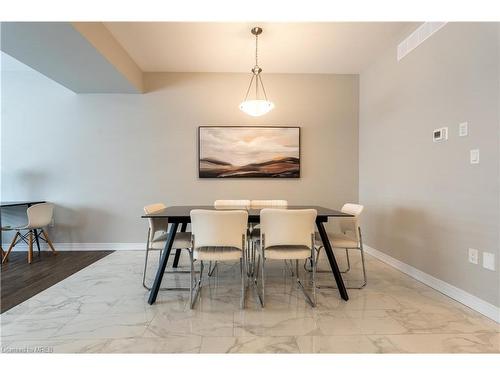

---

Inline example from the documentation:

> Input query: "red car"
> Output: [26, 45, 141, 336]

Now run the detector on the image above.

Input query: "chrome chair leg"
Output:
[252, 252, 264, 307]
[315, 246, 367, 290]
[312, 246, 350, 274]
[208, 261, 217, 277]
[311, 248, 317, 305]
[142, 246, 151, 289]
[190, 256, 203, 309]
[359, 230, 367, 288]
[284, 259, 295, 277]
[295, 258, 316, 307]
[143, 248, 193, 291]
[343, 248, 351, 273]
[260, 253, 265, 307]
[240, 257, 246, 309]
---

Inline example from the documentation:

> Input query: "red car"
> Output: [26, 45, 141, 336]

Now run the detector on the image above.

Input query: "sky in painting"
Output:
[200, 127, 299, 166]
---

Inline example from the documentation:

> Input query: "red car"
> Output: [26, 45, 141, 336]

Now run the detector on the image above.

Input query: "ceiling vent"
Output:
[397, 22, 447, 61]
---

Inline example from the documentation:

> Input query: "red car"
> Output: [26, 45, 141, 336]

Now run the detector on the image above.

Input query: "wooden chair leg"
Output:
[42, 230, 58, 255]
[28, 230, 33, 264]
[2, 232, 20, 264]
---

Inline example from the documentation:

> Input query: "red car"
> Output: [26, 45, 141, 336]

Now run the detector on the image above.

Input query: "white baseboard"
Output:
[364, 245, 500, 323]
[2, 242, 144, 251]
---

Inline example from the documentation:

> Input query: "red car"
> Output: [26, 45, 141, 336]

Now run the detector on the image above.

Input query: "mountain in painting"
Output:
[199, 156, 300, 178]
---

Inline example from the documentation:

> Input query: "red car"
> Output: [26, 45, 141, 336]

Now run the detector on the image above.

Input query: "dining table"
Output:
[142, 205, 353, 304]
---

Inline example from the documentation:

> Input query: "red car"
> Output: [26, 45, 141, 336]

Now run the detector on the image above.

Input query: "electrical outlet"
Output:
[483, 252, 496, 271]
[468, 248, 478, 264]
[459, 122, 468, 137]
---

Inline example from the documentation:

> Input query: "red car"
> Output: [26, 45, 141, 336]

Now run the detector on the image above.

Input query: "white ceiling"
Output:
[104, 22, 416, 74]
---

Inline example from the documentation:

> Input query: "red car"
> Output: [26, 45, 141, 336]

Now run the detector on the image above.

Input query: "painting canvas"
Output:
[199, 126, 300, 178]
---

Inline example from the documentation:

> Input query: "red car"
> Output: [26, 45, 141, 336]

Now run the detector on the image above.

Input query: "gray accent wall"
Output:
[359, 23, 500, 306]
[1, 70, 359, 243]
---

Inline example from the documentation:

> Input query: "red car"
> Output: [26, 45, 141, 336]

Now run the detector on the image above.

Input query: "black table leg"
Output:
[172, 222, 187, 268]
[34, 229, 41, 255]
[148, 222, 179, 305]
[316, 221, 349, 301]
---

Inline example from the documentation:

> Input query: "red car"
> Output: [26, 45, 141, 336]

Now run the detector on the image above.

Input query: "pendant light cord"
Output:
[255, 33, 259, 67]
[242, 27, 269, 102]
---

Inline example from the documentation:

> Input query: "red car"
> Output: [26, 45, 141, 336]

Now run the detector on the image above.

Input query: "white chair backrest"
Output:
[260, 208, 317, 249]
[144, 203, 168, 241]
[27, 203, 54, 229]
[190, 209, 248, 249]
[250, 200, 288, 209]
[214, 200, 250, 209]
[339, 203, 364, 240]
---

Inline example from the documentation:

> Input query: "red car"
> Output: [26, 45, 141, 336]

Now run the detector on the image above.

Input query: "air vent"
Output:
[397, 22, 447, 61]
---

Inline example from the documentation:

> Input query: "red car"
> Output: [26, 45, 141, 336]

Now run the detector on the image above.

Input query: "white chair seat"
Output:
[260, 245, 311, 260]
[150, 231, 192, 250]
[193, 246, 242, 261]
[315, 232, 359, 249]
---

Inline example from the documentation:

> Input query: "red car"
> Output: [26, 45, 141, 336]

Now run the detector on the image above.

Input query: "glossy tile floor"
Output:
[1, 250, 499, 353]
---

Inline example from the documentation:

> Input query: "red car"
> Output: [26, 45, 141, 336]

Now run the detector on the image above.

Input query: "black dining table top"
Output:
[1, 200, 46, 207]
[142, 205, 353, 222]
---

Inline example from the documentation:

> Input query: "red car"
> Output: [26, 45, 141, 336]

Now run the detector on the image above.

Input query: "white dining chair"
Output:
[250, 200, 288, 209]
[211, 200, 251, 276]
[248, 200, 288, 276]
[256, 208, 317, 307]
[314, 203, 367, 289]
[214, 200, 251, 209]
[2, 203, 57, 264]
[143, 203, 192, 290]
[189, 209, 248, 309]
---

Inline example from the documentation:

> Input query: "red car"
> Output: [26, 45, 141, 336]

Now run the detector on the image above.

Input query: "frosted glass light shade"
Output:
[239, 99, 274, 117]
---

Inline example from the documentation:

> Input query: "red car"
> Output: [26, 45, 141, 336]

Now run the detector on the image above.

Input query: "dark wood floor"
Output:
[1, 250, 113, 313]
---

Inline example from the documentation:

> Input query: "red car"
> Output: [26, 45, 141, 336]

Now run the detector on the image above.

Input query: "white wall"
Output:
[1, 68, 359, 244]
[359, 23, 500, 306]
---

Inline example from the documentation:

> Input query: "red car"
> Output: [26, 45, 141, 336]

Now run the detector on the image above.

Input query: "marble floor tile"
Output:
[200, 336, 300, 353]
[1, 250, 499, 353]
[367, 332, 500, 353]
[296, 335, 381, 353]
[50, 312, 153, 340]
[144, 309, 235, 337]
[234, 309, 319, 337]
[316, 309, 409, 335]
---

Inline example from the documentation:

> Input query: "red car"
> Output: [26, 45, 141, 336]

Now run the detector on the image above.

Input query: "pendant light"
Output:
[239, 27, 274, 117]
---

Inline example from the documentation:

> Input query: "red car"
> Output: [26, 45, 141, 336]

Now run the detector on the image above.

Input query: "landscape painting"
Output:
[199, 126, 300, 178]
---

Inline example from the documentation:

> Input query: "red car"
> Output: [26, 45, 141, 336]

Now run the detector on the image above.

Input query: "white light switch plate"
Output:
[459, 122, 468, 136]
[483, 252, 495, 271]
[468, 248, 478, 264]
[470, 149, 480, 164]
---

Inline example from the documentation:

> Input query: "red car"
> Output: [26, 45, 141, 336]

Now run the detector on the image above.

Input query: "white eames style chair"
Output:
[256, 208, 317, 307]
[189, 209, 248, 309]
[2, 203, 57, 264]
